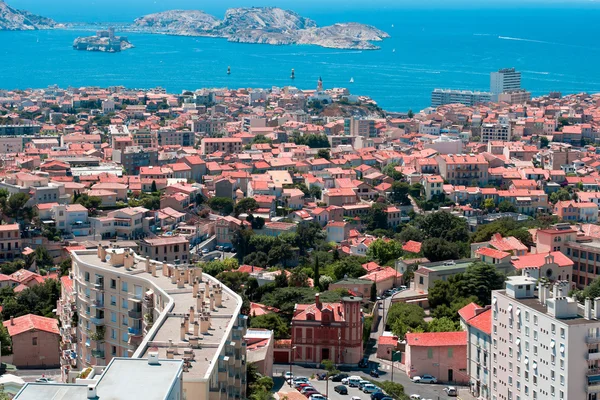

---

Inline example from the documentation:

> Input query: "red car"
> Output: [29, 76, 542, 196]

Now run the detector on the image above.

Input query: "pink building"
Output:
[404, 331, 468, 383]
[377, 334, 399, 361]
[291, 294, 363, 365]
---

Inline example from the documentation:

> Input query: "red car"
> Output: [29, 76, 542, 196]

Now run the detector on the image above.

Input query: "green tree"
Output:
[391, 182, 410, 205]
[397, 225, 425, 243]
[151, 180, 158, 193]
[235, 198, 259, 216]
[382, 163, 403, 181]
[332, 257, 366, 280]
[2, 192, 31, 221]
[387, 302, 427, 338]
[550, 189, 571, 204]
[427, 317, 461, 332]
[0, 323, 12, 355]
[408, 183, 423, 199]
[422, 238, 462, 262]
[207, 197, 234, 215]
[419, 211, 469, 243]
[309, 186, 322, 200]
[367, 239, 403, 264]
[540, 136, 549, 148]
[34, 246, 54, 270]
[314, 255, 320, 290]
[364, 203, 388, 231]
[498, 200, 517, 213]
[483, 198, 496, 211]
[407, 109, 414, 119]
[317, 149, 331, 161]
[249, 314, 290, 338]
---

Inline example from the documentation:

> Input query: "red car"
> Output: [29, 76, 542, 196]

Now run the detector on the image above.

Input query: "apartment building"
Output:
[492, 276, 600, 400]
[490, 68, 521, 96]
[112, 146, 159, 176]
[554, 200, 598, 223]
[0, 224, 22, 261]
[565, 240, 600, 289]
[481, 123, 511, 143]
[430, 89, 492, 107]
[498, 89, 532, 105]
[139, 235, 190, 263]
[68, 247, 247, 400]
[436, 154, 489, 186]
[201, 138, 243, 155]
[460, 303, 492, 399]
[344, 117, 376, 137]
[157, 129, 194, 147]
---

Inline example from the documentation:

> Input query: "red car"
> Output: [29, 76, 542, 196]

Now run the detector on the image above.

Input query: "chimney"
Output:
[315, 293, 321, 309]
[197, 295, 203, 311]
[177, 277, 185, 289]
[205, 282, 210, 298]
[184, 315, 190, 332]
[214, 286, 222, 307]
[10, 316, 14, 325]
[166, 348, 175, 359]
[145, 258, 151, 273]
[189, 306, 195, 324]
[98, 245, 106, 262]
[544, 285, 551, 303]
[200, 315, 210, 333]
[197, 267, 203, 281]
[87, 385, 97, 399]
[538, 281, 545, 305]
[180, 322, 186, 341]
[150, 263, 157, 278]
[193, 321, 199, 336]
[585, 298, 593, 320]
[553, 282, 560, 298]
[171, 272, 178, 285]
[147, 347, 160, 365]
[162, 262, 169, 277]
[209, 294, 215, 311]
[193, 279, 199, 298]
[190, 335, 199, 347]
[184, 268, 190, 284]
[124, 252, 134, 269]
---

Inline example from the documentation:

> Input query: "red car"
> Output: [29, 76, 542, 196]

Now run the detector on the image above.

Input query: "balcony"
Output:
[128, 327, 141, 336]
[128, 309, 142, 319]
[587, 335, 600, 344]
[588, 352, 600, 361]
[128, 293, 142, 303]
[92, 299, 104, 308]
[93, 279, 105, 291]
[90, 327, 105, 342]
[588, 368, 600, 377]
[90, 316, 104, 325]
[91, 349, 105, 359]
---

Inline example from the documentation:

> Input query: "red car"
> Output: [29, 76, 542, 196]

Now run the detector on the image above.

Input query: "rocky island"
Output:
[0, 0, 56, 30]
[73, 28, 134, 52]
[132, 7, 389, 50]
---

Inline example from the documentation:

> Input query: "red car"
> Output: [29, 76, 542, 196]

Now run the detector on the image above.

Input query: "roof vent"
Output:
[87, 385, 97, 399]
[148, 347, 160, 365]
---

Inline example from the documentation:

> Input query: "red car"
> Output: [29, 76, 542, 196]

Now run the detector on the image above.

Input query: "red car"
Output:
[304, 389, 319, 397]
[295, 383, 312, 390]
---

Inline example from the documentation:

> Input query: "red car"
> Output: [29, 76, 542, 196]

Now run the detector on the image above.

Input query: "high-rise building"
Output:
[490, 68, 522, 96]
[430, 89, 492, 107]
[492, 275, 600, 400]
[64, 246, 247, 400]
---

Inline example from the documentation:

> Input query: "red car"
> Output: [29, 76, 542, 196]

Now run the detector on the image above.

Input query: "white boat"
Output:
[392, 49, 396, 53]
[349, 77, 354, 83]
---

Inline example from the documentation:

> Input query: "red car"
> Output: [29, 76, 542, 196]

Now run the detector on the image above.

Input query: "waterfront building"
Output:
[490, 68, 522, 96]
[431, 89, 492, 107]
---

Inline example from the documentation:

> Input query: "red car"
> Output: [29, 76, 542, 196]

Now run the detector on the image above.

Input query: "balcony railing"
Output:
[92, 300, 104, 308]
[128, 293, 142, 302]
[91, 349, 105, 359]
[128, 310, 142, 319]
[128, 327, 141, 336]
[90, 316, 104, 325]
[587, 335, 600, 344]
[588, 368, 600, 377]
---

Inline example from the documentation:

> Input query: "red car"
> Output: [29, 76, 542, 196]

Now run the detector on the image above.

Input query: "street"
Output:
[11, 368, 61, 383]
[274, 365, 456, 400]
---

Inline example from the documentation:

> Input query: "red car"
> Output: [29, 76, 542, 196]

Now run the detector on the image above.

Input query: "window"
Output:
[122, 281, 128, 293]
[427, 348, 433, 359]
[32, 337, 37, 345]
[122, 332, 128, 343]
[85, 272, 90, 282]
[110, 279, 116, 289]
[111, 312, 116, 323]
[122, 298, 127, 309]
[448, 348, 453, 358]
[110, 295, 116, 306]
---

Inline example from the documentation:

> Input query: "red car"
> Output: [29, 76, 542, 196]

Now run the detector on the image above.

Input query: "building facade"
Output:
[490, 68, 522, 96]
[431, 89, 492, 107]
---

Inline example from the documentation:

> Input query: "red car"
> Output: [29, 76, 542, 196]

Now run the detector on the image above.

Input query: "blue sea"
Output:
[2, 0, 600, 111]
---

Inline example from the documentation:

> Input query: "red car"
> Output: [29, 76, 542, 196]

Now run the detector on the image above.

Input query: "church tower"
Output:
[317, 76, 323, 92]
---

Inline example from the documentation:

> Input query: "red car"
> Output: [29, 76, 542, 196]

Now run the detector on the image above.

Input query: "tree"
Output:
[316, 149, 331, 161]
[215, 271, 249, 293]
[462, 262, 506, 305]
[407, 109, 414, 119]
[408, 183, 423, 199]
[2, 192, 31, 221]
[483, 198, 496, 211]
[332, 257, 366, 280]
[498, 200, 517, 213]
[550, 189, 571, 204]
[151, 180, 158, 193]
[422, 238, 462, 262]
[235, 198, 259, 216]
[0, 323, 11, 355]
[370, 282, 377, 302]
[387, 302, 427, 338]
[367, 239, 403, 264]
[397, 225, 425, 243]
[364, 203, 388, 231]
[419, 211, 470, 243]
[314, 255, 320, 290]
[309, 185, 322, 200]
[540, 136, 549, 148]
[249, 314, 290, 338]
[207, 197, 234, 215]
[382, 163, 403, 181]
[427, 317, 461, 332]
[391, 182, 410, 205]
[35, 246, 54, 270]
[288, 268, 310, 287]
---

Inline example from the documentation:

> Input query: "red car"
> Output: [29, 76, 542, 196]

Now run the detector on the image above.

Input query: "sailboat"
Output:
[349, 77, 354, 83]
[392, 49, 396, 53]
[290, 68, 295, 79]
[227, 66, 231, 75]
[391, 24, 395, 28]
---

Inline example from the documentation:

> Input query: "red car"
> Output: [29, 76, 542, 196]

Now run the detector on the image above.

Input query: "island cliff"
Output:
[132, 7, 389, 50]
[0, 0, 56, 30]
[73, 28, 134, 52]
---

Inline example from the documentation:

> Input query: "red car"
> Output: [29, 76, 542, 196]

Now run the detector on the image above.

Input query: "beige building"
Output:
[139, 235, 190, 263]
[0, 224, 22, 261]
[201, 138, 243, 155]
[68, 247, 247, 400]
[3, 314, 60, 368]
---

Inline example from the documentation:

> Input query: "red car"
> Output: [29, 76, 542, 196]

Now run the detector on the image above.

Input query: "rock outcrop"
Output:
[0, 0, 56, 30]
[132, 7, 389, 50]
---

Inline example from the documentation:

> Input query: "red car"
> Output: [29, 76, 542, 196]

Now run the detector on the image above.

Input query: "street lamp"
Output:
[289, 345, 297, 386]
[391, 350, 400, 383]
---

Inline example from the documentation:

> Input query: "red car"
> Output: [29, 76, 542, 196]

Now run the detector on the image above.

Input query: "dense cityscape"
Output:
[0, 64, 599, 400]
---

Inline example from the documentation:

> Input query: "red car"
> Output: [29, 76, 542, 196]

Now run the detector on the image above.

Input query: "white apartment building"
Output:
[490, 68, 522, 96]
[492, 275, 600, 400]
[482, 123, 512, 143]
[460, 304, 492, 400]
[431, 89, 492, 107]
[67, 246, 247, 400]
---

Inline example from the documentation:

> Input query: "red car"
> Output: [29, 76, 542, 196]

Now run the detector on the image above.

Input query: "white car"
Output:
[411, 374, 437, 384]
[35, 377, 55, 383]
[351, 397, 362, 400]
[309, 395, 327, 400]
[284, 372, 294, 381]
[443, 386, 457, 396]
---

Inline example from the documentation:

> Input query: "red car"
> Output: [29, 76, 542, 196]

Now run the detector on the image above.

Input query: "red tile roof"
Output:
[3, 314, 59, 337]
[402, 240, 422, 254]
[379, 335, 399, 346]
[406, 331, 467, 347]
[61, 276, 73, 294]
[476, 247, 511, 259]
[512, 251, 573, 269]
[360, 267, 402, 283]
[457, 302, 480, 322]
[362, 261, 382, 273]
[468, 309, 492, 335]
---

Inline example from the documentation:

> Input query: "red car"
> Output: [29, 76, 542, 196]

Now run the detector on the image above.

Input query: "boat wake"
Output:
[498, 36, 551, 44]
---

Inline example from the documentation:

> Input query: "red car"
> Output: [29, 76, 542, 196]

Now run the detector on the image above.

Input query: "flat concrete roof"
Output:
[73, 249, 242, 380]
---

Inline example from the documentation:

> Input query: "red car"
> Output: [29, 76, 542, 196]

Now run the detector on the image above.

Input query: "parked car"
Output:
[301, 386, 317, 394]
[223, 245, 232, 252]
[295, 383, 312, 390]
[369, 369, 379, 378]
[351, 397, 362, 400]
[316, 373, 327, 380]
[334, 385, 348, 395]
[201, 248, 209, 254]
[409, 395, 422, 400]
[358, 357, 369, 368]
[216, 245, 223, 251]
[362, 384, 380, 394]
[380, 398, 393, 400]
[345, 376, 362, 387]
[293, 377, 309, 385]
[443, 387, 457, 396]
[332, 373, 349, 382]
[303, 389, 320, 398]
[284, 372, 294, 380]
[411, 374, 437, 384]
[35, 378, 55, 383]
[357, 380, 370, 390]
[309, 395, 327, 400]
[371, 392, 388, 400]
